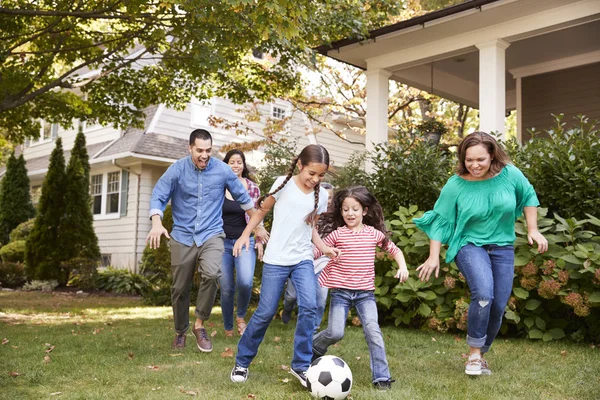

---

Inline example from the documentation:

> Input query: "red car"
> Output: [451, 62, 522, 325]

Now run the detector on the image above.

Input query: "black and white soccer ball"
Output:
[306, 355, 352, 400]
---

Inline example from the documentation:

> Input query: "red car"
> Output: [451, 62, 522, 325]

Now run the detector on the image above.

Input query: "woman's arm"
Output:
[416, 240, 442, 282]
[524, 206, 548, 254]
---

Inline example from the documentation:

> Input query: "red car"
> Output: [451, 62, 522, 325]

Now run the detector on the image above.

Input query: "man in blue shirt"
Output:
[147, 129, 255, 352]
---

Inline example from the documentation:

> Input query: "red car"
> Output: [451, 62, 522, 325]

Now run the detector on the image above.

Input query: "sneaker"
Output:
[373, 379, 395, 390]
[289, 369, 307, 388]
[465, 354, 482, 376]
[231, 364, 248, 383]
[480, 358, 492, 375]
[171, 333, 186, 349]
[191, 326, 212, 352]
[281, 309, 292, 324]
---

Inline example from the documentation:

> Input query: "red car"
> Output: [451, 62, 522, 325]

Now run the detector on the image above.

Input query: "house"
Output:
[18, 98, 365, 270]
[316, 0, 600, 145]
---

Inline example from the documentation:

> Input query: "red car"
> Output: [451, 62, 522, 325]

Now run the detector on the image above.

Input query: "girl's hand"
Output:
[323, 246, 341, 260]
[233, 234, 251, 257]
[254, 226, 270, 244]
[416, 257, 440, 282]
[528, 229, 548, 254]
[394, 267, 409, 283]
[255, 241, 264, 261]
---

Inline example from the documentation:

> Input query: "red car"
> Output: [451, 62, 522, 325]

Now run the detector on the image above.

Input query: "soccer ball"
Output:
[306, 355, 352, 400]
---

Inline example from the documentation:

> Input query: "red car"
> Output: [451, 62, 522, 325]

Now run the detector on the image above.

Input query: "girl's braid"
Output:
[304, 184, 320, 226]
[256, 156, 299, 209]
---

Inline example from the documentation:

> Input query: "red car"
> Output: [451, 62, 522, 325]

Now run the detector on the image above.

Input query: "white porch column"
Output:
[365, 68, 391, 152]
[476, 39, 510, 137]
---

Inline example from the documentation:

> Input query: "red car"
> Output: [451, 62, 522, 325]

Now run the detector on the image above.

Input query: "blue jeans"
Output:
[236, 260, 317, 371]
[220, 237, 256, 331]
[455, 243, 515, 353]
[283, 269, 328, 331]
[313, 289, 391, 383]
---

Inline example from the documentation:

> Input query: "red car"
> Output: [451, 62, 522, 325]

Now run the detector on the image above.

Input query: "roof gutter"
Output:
[315, 0, 501, 55]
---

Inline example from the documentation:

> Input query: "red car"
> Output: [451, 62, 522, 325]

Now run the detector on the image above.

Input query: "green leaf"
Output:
[417, 290, 437, 301]
[542, 332, 553, 342]
[395, 292, 414, 302]
[548, 328, 565, 340]
[504, 310, 520, 324]
[528, 329, 543, 339]
[588, 292, 600, 303]
[514, 254, 531, 267]
[524, 317, 534, 329]
[418, 303, 431, 317]
[560, 254, 582, 265]
[525, 299, 542, 311]
[513, 287, 530, 299]
[535, 317, 546, 331]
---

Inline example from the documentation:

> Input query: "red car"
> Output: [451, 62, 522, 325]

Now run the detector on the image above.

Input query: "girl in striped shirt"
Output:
[312, 186, 408, 390]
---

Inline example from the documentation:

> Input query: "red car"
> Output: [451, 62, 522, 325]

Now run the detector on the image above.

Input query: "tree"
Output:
[0, 0, 403, 143]
[62, 128, 100, 263]
[25, 137, 67, 282]
[0, 152, 35, 245]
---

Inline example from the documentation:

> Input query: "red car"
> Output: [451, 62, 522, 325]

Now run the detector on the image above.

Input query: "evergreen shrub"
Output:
[0, 262, 26, 288]
[0, 240, 25, 263]
[9, 219, 34, 242]
[63, 257, 99, 290]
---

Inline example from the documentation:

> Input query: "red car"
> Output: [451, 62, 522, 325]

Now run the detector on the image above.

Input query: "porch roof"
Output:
[317, 0, 600, 109]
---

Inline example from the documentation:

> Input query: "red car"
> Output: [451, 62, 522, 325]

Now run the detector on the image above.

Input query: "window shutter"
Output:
[120, 170, 129, 217]
[51, 123, 59, 139]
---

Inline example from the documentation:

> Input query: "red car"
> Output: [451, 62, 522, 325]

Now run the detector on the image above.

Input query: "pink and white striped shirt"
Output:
[316, 225, 400, 291]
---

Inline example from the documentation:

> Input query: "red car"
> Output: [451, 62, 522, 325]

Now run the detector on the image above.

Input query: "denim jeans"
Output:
[455, 243, 515, 353]
[283, 269, 328, 331]
[220, 237, 256, 331]
[313, 289, 391, 383]
[236, 260, 317, 371]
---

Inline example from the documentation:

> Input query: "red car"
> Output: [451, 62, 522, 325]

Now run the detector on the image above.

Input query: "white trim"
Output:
[509, 50, 600, 78]
[516, 76, 522, 142]
[365, 0, 600, 70]
[146, 104, 165, 133]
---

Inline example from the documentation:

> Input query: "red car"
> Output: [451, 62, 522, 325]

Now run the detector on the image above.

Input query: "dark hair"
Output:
[321, 182, 334, 190]
[189, 129, 212, 146]
[318, 186, 391, 248]
[223, 149, 255, 182]
[257, 144, 330, 225]
[456, 131, 511, 176]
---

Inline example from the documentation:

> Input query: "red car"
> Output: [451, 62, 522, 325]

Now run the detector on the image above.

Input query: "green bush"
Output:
[64, 257, 99, 290]
[508, 115, 600, 221]
[376, 206, 600, 342]
[97, 267, 149, 296]
[329, 151, 371, 190]
[369, 135, 454, 215]
[0, 240, 26, 263]
[0, 262, 26, 288]
[9, 219, 35, 242]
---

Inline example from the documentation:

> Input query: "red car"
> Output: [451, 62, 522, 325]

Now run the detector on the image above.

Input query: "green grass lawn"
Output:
[1, 291, 599, 400]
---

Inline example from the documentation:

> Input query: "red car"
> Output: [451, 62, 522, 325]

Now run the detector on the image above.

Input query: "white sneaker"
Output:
[231, 365, 248, 383]
[465, 354, 482, 376]
[480, 358, 492, 375]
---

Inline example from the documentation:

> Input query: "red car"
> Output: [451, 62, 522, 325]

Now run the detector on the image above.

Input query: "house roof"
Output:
[315, 0, 501, 61]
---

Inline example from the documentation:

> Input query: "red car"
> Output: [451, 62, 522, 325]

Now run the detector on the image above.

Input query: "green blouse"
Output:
[413, 164, 539, 263]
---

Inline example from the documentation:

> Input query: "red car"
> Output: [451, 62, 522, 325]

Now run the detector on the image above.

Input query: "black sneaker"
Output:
[290, 369, 307, 388]
[230, 364, 248, 383]
[373, 379, 395, 390]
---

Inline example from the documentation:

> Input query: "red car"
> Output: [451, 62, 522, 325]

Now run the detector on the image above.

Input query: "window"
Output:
[272, 105, 287, 120]
[91, 174, 103, 215]
[90, 170, 126, 218]
[26, 121, 58, 147]
[106, 172, 120, 214]
[30, 185, 42, 205]
[100, 254, 112, 267]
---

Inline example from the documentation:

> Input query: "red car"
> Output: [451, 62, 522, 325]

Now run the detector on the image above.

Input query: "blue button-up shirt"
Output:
[149, 156, 253, 247]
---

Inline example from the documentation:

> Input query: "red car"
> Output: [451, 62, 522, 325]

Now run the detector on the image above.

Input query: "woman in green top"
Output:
[414, 132, 548, 376]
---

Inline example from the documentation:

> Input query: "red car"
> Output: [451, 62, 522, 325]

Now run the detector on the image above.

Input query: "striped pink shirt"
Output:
[317, 225, 400, 291]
